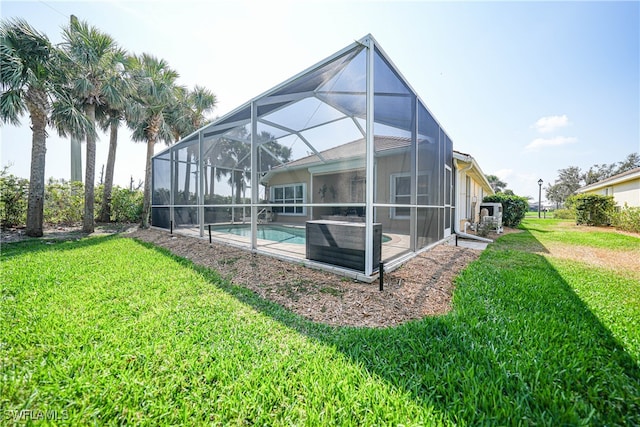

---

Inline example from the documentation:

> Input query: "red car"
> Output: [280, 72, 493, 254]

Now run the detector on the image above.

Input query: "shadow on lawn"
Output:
[134, 232, 640, 425]
[0, 233, 120, 260]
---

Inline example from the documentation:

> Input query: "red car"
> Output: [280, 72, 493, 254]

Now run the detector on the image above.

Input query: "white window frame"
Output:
[390, 172, 429, 219]
[270, 183, 306, 216]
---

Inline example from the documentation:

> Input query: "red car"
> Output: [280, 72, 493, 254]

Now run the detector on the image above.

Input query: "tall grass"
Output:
[1, 223, 639, 425]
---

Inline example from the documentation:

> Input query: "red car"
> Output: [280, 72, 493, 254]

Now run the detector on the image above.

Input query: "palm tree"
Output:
[97, 61, 132, 223]
[167, 85, 217, 201]
[0, 19, 88, 236]
[486, 174, 507, 193]
[60, 17, 126, 233]
[126, 53, 179, 228]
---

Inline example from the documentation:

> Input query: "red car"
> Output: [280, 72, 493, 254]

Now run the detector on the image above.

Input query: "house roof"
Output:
[453, 150, 494, 195]
[576, 167, 640, 193]
[276, 135, 415, 169]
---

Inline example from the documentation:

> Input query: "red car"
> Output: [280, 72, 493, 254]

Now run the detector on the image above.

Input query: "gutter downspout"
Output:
[453, 158, 493, 243]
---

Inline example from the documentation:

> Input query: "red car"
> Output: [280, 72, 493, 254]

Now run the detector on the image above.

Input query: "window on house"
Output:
[271, 183, 305, 215]
[392, 173, 429, 219]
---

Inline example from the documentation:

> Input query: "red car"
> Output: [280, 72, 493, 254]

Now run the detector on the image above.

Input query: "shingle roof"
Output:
[276, 135, 414, 169]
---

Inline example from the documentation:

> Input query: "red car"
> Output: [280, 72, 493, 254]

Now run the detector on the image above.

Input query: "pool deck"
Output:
[173, 224, 413, 269]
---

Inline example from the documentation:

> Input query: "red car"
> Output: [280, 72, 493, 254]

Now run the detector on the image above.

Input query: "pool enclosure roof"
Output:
[156, 34, 447, 161]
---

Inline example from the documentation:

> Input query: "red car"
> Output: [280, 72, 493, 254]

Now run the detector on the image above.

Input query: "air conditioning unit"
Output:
[479, 202, 503, 234]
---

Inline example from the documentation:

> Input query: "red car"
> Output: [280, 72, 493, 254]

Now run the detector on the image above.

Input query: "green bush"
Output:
[110, 186, 143, 222]
[483, 193, 529, 227]
[553, 208, 575, 219]
[0, 167, 29, 228]
[611, 204, 640, 233]
[44, 179, 84, 225]
[0, 174, 144, 228]
[566, 194, 615, 226]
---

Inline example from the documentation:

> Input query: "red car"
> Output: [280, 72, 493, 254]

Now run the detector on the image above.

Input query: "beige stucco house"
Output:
[453, 151, 494, 232]
[576, 167, 640, 208]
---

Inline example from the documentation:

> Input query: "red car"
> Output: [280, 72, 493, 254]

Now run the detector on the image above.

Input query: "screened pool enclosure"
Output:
[152, 34, 455, 278]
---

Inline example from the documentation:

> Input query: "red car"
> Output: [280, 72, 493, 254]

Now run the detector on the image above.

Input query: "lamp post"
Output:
[538, 179, 543, 218]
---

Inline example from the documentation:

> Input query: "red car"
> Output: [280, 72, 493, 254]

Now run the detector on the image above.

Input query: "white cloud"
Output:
[494, 168, 513, 180]
[532, 115, 570, 133]
[525, 136, 577, 151]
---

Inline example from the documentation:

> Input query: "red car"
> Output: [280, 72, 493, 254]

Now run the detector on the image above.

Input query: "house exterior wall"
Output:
[581, 177, 640, 208]
[454, 157, 491, 232]
[265, 151, 424, 234]
[456, 170, 486, 229]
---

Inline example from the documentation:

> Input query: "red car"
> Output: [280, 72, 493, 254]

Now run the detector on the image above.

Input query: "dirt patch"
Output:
[0, 223, 138, 244]
[126, 228, 481, 327]
[542, 242, 640, 279]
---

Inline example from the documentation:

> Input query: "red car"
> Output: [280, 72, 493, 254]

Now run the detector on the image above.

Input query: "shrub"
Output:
[483, 193, 529, 227]
[0, 174, 144, 228]
[0, 167, 29, 228]
[566, 194, 615, 226]
[553, 208, 575, 219]
[110, 186, 143, 223]
[611, 204, 640, 233]
[44, 179, 84, 225]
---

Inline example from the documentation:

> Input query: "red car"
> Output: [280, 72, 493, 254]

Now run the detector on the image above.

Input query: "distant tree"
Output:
[545, 183, 565, 209]
[583, 163, 616, 185]
[582, 152, 640, 185]
[546, 166, 582, 207]
[486, 174, 507, 193]
[615, 152, 640, 174]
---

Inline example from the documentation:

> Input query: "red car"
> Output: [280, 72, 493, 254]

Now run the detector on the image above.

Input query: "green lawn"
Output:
[1, 222, 639, 425]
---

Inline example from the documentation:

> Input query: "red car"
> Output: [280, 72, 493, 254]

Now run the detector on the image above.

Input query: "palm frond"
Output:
[51, 88, 96, 139]
[0, 89, 26, 125]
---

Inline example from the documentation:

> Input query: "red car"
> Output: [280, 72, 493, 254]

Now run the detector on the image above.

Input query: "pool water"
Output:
[212, 224, 306, 244]
[211, 224, 391, 245]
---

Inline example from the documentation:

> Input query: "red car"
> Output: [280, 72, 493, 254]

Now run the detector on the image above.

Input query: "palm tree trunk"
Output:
[141, 132, 157, 228]
[99, 120, 118, 222]
[184, 147, 192, 198]
[83, 103, 96, 233]
[25, 95, 48, 237]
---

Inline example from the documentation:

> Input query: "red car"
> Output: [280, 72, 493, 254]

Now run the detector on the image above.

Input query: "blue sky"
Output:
[2, 0, 638, 200]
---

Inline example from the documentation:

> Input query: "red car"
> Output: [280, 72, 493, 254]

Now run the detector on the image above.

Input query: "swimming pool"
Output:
[210, 224, 391, 245]
[211, 224, 306, 244]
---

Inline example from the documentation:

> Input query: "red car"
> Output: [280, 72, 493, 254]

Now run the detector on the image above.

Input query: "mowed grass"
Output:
[1, 224, 639, 425]
[522, 218, 640, 363]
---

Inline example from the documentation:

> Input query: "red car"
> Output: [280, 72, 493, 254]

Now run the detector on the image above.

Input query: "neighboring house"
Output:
[453, 151, 494, 231]
[576, 167, 640, 208]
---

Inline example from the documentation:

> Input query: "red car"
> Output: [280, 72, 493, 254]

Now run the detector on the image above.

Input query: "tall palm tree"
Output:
[168, 85, 217, 201]
[97, 60, 132, 223]
[0, 19, 88, 236]
[60, 17, 125, 233]
[126, 53, 179, 228]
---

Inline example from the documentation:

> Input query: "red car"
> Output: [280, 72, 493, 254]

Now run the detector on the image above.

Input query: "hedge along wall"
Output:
[566, 194, 615, 226]
[482, 193, 529, 227]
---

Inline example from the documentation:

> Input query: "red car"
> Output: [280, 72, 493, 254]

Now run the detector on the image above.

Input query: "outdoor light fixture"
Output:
[538, 179, 543, 218]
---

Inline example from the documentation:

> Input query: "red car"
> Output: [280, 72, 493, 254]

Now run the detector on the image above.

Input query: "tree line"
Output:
[0, 17, 217, 237]
[545, 152, 639, 207]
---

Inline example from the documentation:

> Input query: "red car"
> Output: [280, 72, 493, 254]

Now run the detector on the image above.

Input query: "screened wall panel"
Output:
[152, 158, 171, 205]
